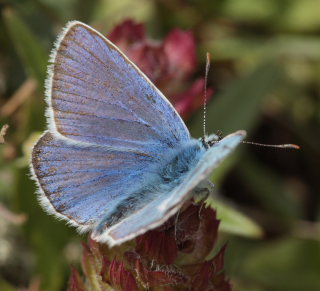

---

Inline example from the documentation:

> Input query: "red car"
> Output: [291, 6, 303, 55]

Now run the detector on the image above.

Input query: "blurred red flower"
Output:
[108, 19, 213, 118]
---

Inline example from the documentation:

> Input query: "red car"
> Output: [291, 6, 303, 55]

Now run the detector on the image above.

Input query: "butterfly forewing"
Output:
[47, 21, 189, 155]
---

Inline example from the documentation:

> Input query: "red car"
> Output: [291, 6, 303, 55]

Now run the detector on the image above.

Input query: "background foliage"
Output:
[0, 0, 319, 290]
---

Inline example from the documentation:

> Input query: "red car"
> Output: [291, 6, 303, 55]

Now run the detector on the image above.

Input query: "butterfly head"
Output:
[201, 131, 223, 149]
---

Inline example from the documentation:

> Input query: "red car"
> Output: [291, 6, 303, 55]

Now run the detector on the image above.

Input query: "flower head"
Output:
[69, 202, 231, 290]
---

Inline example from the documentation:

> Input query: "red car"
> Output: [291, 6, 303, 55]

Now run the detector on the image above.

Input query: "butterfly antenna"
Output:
[203, 52, 211, 139]
[242, 141, 300, 149]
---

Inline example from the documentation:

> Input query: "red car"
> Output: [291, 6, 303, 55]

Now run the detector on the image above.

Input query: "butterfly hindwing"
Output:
[31, 132, 157, 230]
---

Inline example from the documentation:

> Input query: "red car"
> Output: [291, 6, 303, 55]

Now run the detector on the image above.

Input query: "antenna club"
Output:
[206, 52, 211, 62]
[242, 141, 300, 150]
[283, 144, 300, 149]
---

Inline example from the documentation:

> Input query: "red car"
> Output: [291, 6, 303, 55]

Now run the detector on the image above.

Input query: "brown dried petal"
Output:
[175, 204, 202, 252]
[183, 246, 231, 291]
[187, 205, 219, 262]
[134, 258, 187, 289]
[175, 203, 218, 262]
[136, 229, 178, 265]
[101, 257, 139, 291]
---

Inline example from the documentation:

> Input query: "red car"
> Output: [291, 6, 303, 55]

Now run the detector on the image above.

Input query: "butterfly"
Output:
[30, 21, 246, 246]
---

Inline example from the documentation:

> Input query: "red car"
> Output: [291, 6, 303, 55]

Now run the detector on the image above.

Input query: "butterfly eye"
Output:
[208, 140, 217, 147]
[205, 130, 224, 147]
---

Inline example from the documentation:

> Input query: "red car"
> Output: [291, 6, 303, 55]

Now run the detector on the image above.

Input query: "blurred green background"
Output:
[0, 0, 319, 290]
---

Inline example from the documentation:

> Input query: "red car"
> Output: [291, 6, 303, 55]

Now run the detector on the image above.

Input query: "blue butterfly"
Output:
[30, 21, 246, 246]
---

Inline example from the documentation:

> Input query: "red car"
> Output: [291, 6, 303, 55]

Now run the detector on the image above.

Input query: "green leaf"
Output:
[207, 198, 263, 238]
[0, 280, 16, 291]
[13, 165, 75, 291]
[189, 61, 283, 137]
[204, 36, 320, 61]
[228, 238, 320, 291]
[279, 0, 320, 32]
[222, 0, 276, 23]
[91, 0, 154, 26]
[3, 8, 47, 83]
[238, 151, 301, 219]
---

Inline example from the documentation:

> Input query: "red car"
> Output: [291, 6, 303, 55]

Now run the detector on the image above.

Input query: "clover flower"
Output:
[69, 203, 230, 290]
